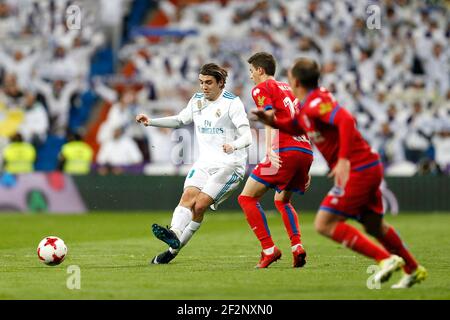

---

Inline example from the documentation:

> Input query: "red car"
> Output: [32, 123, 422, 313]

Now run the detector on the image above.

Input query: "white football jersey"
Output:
[177, 90, 250, 167]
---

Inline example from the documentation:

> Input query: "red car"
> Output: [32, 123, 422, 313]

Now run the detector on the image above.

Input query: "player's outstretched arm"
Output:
[251, 108, 300, 136]
[223, 125, 252, 154]
[135, 113, 184, 128]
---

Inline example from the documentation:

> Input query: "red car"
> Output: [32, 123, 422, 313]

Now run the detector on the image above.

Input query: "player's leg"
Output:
[273, 151, 312, 267]
[172, 167, 243, 254]
[151, 166, 208, 264]
[156, 190, 211, 263]
[152, 187, 203, 264]
[152, 186, 200, 249]
[171, 187, 200, 237]
[169, 165, 209, 238]
[238, 177, 282, 268]
[360, 211, 418, 272]
[172, 192, 214, 252]
[317, 164, 397, 263]
[316, 165, 406, 282]
[274, 190, 306, 267]
[360, 211, 427, 288]
[315, 209, 392, 262]
[315, 209, 403, 283]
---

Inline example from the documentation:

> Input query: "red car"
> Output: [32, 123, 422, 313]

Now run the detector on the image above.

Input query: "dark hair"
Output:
[291, 58, 320, 90]
[247, 52, 276, 76]
[199, 63, 228, 89]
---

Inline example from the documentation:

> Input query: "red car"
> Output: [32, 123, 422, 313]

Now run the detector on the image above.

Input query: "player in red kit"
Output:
[238, 52, 313, 269]
[253, 57, 427, 288]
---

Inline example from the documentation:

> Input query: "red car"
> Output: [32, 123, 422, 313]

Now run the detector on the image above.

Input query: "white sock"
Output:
[291, 244, 303, 252]
[170, 206, 192, 238]
[179, 221, 202, 248]
[263, 246, 275, 255]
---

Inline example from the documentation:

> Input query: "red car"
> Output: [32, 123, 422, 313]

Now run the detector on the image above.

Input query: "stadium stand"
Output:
[0, 0, 448, 175]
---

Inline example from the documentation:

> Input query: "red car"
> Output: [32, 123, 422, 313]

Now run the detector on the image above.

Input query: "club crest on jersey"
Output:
[319, 102, 333, 115]
[257, 95, 266, 107]
[197, 100, 203, 113]
[215, 108, 221, 118]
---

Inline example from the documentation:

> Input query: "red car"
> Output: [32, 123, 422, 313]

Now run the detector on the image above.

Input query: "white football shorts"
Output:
[183, 162, 245, 210]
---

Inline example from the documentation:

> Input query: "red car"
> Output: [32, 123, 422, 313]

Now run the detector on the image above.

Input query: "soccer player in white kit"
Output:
[136, 63, 252, 264]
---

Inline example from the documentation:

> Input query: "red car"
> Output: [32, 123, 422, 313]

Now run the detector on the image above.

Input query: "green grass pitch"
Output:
[0, 211, 449, 299]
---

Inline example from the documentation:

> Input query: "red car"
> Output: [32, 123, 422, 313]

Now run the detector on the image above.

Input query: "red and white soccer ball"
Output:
[37, 236, 68, 266]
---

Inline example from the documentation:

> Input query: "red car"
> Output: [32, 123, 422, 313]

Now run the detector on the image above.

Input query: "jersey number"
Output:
[283, 96, 306, 142]
[283, 97, 297, 119]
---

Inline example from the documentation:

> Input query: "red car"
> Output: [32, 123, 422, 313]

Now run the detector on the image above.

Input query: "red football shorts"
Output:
[251, 148, 313, 194]
[320, 161, 384, 220]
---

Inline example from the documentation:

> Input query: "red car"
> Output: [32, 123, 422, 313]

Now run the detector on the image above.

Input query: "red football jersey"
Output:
[275, 87, 379, 170]
[251, 79, 311, 151]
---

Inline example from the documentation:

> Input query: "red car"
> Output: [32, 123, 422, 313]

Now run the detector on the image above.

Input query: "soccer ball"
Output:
[37, 236, 68, 266]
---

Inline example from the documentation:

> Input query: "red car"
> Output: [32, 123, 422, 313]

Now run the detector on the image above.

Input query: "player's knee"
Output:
[314, 221, 328, 236]
[193, 201, 208, 218]
[238, 195, 259, 210]
[314, 217, 333, 236]
[274, 188, 293, 203]
[180, 190, 197, 208]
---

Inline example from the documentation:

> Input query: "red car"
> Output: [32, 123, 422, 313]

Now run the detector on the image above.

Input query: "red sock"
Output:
[332, 221, 390, 262]
[377, 226, 418, 274]
[238, 195, 274, 250]
[274, 200, 301, 247]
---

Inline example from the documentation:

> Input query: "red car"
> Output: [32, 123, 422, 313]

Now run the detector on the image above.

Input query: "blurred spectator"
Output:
[404, 101, 434, 163]
[32, 77, 82, 137]
[97, 126, 143, 175]
[17, 91, 48, 145]
[2, 133, 36, 174]
[0, 49, 40, 89]
[432, 129, 450, 174]
[0, 2, 16, 38]
[424, 42, 449, 96]
[0, 73, 24, 109]
[97, 88, 138, 144]
[59, 132, 94, 175]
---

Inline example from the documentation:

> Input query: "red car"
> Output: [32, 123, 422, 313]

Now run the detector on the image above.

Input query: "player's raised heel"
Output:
[255, 247, 282, 269]
[292, 245, 307, 268]
[151, 250, 178, 264]
[373, 255, 405, 283]
[151, 224, 181, 249]
[391, 265, 428, 289]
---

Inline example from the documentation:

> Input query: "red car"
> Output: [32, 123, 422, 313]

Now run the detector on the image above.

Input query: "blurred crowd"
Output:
[122, 0, 450, 175]
[0, 0, 449, 176]
[0, 0, 134, 174]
